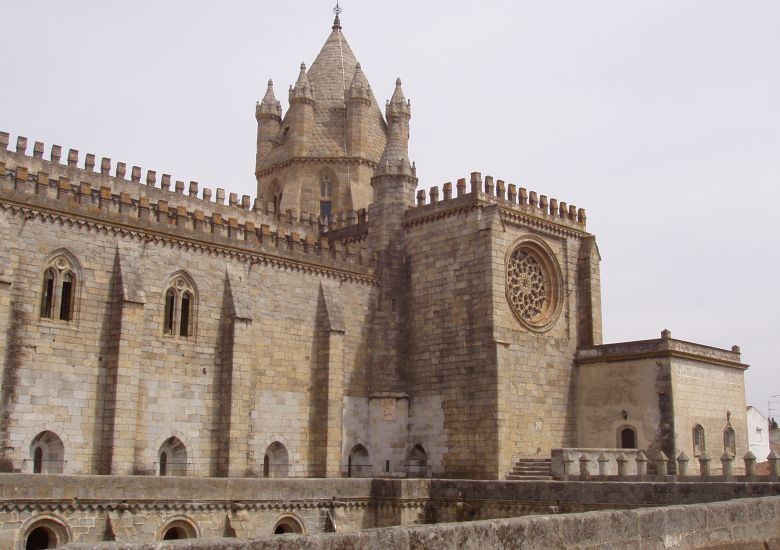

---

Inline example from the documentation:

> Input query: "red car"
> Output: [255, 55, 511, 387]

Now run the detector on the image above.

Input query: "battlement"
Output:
[409, 171, 587, 231]
[321, 208, 369, 242]
[0, 132, 374, 280]
[0, 131, 329, 235]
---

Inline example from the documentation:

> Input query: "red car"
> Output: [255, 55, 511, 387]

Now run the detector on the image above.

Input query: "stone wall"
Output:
[0, 145, 376, 479]
[6, 474, 780, 548]
[576, 358, 666, 451]
[403, 190, 498, 479]
[672, 356, 748, 468]
[54, 490, 780, 549]
[576, 336, 748, 474]
[402, 174, 595, 479]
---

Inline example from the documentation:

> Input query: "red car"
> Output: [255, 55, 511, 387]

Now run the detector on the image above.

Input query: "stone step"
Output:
[506, 474, 553, 481]
[508, 458, 552, 480]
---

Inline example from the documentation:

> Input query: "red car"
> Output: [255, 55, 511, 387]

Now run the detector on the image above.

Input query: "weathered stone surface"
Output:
[60, 495, 780, 549]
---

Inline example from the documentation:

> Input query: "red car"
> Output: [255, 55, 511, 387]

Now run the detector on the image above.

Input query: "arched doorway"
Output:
[618, 426, 637, 449]
[162, 526, 186, 540]
[264, 442, 289, 478]
[158, 437, 187, 476]
[272, 515, 304, 535]
[21, 516, 71, 550]
[25, 527, 52, 550]
[157, 517, 199, 541]
[406, 444, 429, 478]
[347, 444, 371, 478]
[30, 431, 65, 474]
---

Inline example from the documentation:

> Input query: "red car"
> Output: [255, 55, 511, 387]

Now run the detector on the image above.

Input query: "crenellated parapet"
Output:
[405, 171, 587, 235]
[0, 132, 375, 282]
[321, 208, 369, 240]
[319, 209, 370, 265]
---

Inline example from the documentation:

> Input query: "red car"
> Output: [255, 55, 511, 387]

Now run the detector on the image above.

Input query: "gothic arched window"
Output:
[163, 274, 196, 338]
[40, 254, 79, 322]
[319, 174, 332, 220]
[268, 180, 283, 219]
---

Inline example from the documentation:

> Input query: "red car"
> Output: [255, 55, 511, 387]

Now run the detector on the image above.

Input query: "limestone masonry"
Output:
[0, 9, 756, 549]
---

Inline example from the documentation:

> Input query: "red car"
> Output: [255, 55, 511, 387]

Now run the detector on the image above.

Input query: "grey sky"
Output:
[1, 1, 778, 415]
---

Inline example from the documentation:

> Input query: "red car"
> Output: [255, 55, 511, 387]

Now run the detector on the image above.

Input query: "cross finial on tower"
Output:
[332, 1, 342, 30]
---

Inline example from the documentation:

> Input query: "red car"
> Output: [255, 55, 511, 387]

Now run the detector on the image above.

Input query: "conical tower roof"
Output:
[260, 21, 387, 168]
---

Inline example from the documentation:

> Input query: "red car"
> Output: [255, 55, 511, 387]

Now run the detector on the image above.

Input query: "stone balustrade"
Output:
[552, 448, 777, 481]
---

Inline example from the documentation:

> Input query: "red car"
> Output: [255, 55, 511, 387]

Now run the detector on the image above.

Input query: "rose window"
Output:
[506, 241, 561, 331]
[507, 250, 547, 322]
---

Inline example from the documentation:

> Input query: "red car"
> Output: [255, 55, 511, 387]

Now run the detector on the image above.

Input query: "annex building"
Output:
[0, 8, 757, 549]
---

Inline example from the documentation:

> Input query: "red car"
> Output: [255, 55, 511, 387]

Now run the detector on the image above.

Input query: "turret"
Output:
[376, 78, 413, 177]
[287, 62, 315, 158]
[367, 78, 418, 393]
[255, 79, 282, 176]
[346, 62, 372, 159]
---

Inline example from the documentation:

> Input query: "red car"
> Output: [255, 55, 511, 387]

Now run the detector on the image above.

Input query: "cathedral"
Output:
[0, 10, 748, 487]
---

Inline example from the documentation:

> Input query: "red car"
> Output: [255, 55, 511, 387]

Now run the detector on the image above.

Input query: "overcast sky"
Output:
[1, 1, 778, 416]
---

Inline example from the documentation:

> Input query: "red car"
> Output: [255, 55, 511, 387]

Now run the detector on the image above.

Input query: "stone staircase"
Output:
[506, 457, 552, 480]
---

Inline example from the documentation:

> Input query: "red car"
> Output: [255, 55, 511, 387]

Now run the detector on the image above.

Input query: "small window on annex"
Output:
[40, 253, 80, 322]
[693, 424, 706, 457]
[162, 273, 197, 338]
[723, 426, 736, 456]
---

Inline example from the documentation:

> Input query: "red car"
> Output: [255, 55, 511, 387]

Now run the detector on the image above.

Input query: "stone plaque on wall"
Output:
[381, 398, 396, 421]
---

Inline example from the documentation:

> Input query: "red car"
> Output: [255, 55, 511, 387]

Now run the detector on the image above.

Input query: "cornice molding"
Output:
[0, 198, 378, 287]
[257, 156, 377, 179]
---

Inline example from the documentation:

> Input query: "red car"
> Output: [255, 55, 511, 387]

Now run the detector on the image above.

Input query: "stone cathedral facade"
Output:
[0, 14, 749, 484]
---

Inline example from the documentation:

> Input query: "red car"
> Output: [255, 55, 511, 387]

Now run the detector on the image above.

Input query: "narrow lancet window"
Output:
[179, 292, 191, 336]
[164, 289, 176, 335]
[319, 174, 333, 219]
[41, 269, 55, 318]
[59, 272, 73, 321]
[33, 447, 43, 474]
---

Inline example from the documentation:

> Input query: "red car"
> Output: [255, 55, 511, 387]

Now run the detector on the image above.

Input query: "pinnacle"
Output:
[258, 78, 282, 118]
[389, 77, 407, 105]
[349, 62, 370, 96]
[386, 77, 410, 119]
[262, 80, 277, 103]
[295, 63, 309, 88]
[290, 62, 313, 101]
